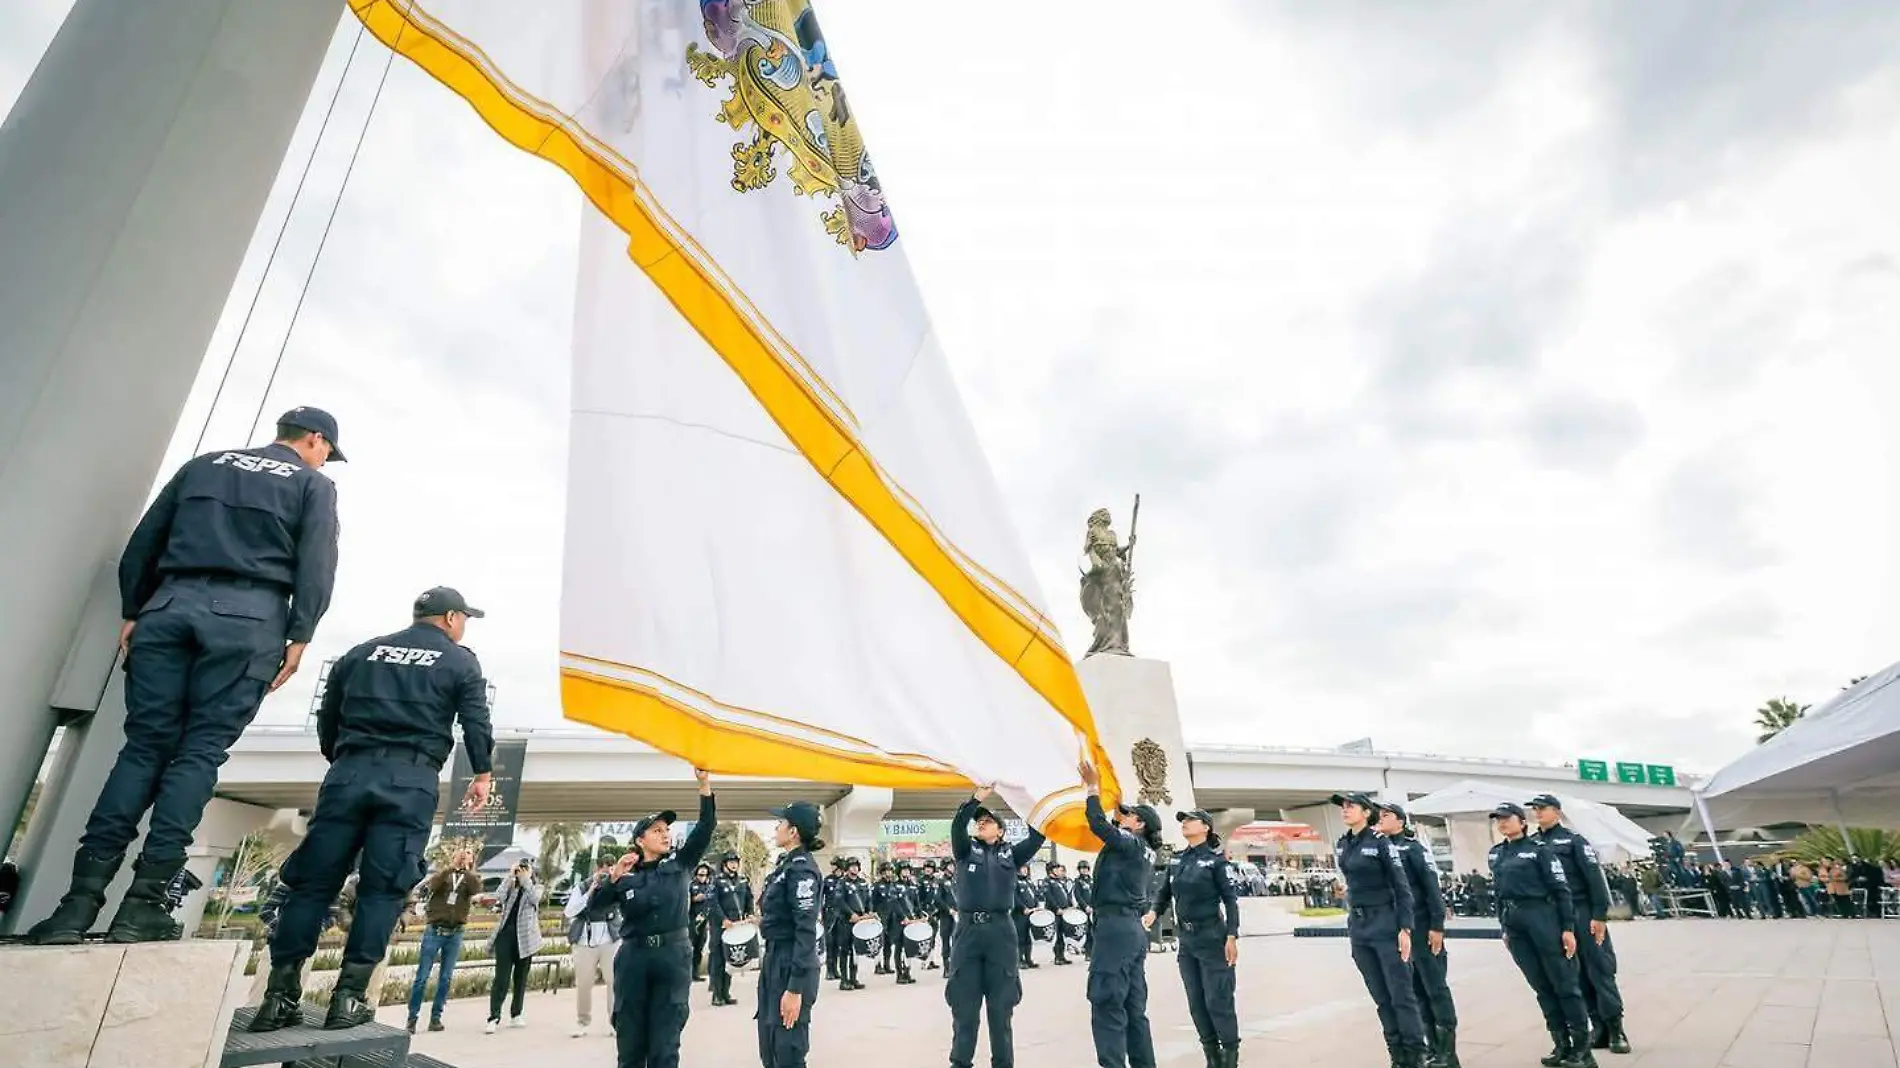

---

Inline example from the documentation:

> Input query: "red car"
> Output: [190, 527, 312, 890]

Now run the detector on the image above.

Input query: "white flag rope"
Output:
[348, 0, 1122, 846]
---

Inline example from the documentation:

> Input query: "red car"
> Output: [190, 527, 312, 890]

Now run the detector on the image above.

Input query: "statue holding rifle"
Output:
[1079, 497, 1138, 657]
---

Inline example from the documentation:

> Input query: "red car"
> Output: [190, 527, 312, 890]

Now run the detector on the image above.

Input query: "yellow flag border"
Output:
[350, 0, 1123, 845]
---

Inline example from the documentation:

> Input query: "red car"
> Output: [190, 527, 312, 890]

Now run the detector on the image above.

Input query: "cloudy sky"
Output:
[8, 2, 1900, 776]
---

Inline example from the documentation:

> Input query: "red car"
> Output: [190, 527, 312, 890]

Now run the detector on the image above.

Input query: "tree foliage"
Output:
[1753, 697, 1809, 744]
[708, 822, 771, 884]
[1780, 826, 1900, 864]
[536, 822, 588, 884]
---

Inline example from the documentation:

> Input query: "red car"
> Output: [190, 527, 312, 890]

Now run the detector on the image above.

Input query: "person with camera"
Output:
[486, 857, 544, 1032]
[406, 848, 483, 1033]
[566, 856, 621, 1036]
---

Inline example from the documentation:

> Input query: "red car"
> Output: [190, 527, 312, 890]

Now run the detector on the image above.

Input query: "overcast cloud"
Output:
[8, 1, 1900, 776]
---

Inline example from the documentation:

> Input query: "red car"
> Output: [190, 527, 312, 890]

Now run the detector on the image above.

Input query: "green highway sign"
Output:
[1578, 758, 1677, 786]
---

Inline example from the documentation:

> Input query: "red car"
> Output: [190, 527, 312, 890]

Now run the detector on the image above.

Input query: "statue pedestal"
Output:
[0, 940, 248, 1068]
[1075, 655, 1200, 850]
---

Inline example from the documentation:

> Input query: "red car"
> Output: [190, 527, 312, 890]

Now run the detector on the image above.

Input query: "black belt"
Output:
[1177, 918, 1225, 934]
[164, 572, 288, 593]
[340, 746, 441, 770]
[963, 910, 1006, 923]
[627, 927, 689, 949]
[426, 922, 464, 935]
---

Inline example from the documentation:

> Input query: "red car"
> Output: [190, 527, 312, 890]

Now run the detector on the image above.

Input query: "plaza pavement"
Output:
[379, 916, 1900, 1068]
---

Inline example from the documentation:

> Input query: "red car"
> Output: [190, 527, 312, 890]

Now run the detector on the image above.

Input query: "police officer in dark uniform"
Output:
[1527, 795, 1629, 1056]
[758, 800, 825, 1068]
[1331, 792, 1429, 1068]
[934, 856, 959, 966]
[1489, 803, 1593, 1068]
[594, 769, 716, 1068]
[691, 862, 715, 981]
[834, 858, 870, 991]
[1075, 859, 1096, 960]
[890, 864, 922, 984]
[1014, 863, 1043, 968]
[1378, 803, 1459, 1068]
[822, 857, 846, 981]
[946, 783, 1046, 1068]
[915, 860, 944, 970]
[1078, 757, 1160, 1068]
[872, 862, 901, 976]
[1151, 810, 1240, 1068]
[1042, 861, 1077, 966]
[29, 408, 344, 946]
[710, 850, 754, 1007]
[249, 585, 492, 1031]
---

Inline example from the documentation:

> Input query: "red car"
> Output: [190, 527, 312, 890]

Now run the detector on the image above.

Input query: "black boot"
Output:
[1606, 1019, 1630, 1055]
[1384, 1035, 1402, 1068]
[247, 959, 308, 1033]
[1591, 1020, 1610, 1050]
[26, 850, 124, 945]
[1434, 1026, 1461, 1068]
[1221, 1039, 1242, 1068]
[1200, 1039, 1221, 1068]
[103, 856, 187, 943]
[1561, 1029, 1598, 1067]
[1540, 1029, 1569, 1068]
[323, 961, 377, 1030]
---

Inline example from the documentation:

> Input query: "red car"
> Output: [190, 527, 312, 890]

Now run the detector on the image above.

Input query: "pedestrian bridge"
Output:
[215, 726, 1699, 839]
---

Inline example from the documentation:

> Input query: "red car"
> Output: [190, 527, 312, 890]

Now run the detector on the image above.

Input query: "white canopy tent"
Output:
[1699, 660, 1900, 832]
[1405, 779, 1657, 872]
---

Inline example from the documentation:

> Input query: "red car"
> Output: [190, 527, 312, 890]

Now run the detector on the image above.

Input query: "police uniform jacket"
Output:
[822, 872, 845, 927]
[317, 621, 493, 773]
[1083, 796, 1154, 913]
[590, 794, 717, 942]
[758, 848, 823, 977]
[872, 879, 905, 922]
[119, 442, 340, 642]
[1333, 827, 1413, 938]
[1529, 824, 1611, 921]
[690, 876, 714, 926]
[895, 881, 922, 922]
[836, 876, 869, 920]
[1392, 835, 1447, 933]
[1151, 842, 1239, 936]
[1074, 873, 1094, 909]
[1487, 835, 1576, 933]
[1014, 874, 1040, 913]
[949, 798, 1046, 913]
[713, 869, 754, 923]
[1042, 876, 1077, 911]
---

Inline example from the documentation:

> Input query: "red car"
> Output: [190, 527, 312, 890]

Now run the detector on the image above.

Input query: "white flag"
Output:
[350, 0, 1123, 845]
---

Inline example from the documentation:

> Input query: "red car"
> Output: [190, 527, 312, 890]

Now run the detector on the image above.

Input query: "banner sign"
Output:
[442, 739, 528, 865]
[1578, 757, 1675, 787]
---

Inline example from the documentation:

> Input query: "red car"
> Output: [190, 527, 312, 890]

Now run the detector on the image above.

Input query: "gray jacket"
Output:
[488, 873, 544, 957]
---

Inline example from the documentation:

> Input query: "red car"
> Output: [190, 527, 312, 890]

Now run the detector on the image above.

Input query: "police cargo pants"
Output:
[1409, 923, 1457, 1032]
[1570, 904, 1622, 1024]
[1502, 902, 1589, 1035]
[1087, 913, 1156, 1068]
[614, 932, 693, 1068]
[757, 948, 818, 1068]
[84, 579, 287, 862]
[945, 914, 1021, 1068]
[270, 754, 436, 967]
[1347, 905, 1425, 1050]
[1176, 923, 1238, 1048]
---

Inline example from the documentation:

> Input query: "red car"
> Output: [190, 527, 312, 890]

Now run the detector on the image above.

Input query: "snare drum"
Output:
[1058, 907, 1089, 942]
[1027, 908, 1057, 942]
[901, 920, 935, 960]
[851, 918, 885, 958]
[721, 921, 761, 970]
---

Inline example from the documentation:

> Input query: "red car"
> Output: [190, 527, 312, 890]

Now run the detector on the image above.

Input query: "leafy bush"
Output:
[1779, 827, 1900, 864]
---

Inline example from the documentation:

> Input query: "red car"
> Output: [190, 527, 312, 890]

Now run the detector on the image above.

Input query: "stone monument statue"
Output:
[1079, 499, 1137, 656]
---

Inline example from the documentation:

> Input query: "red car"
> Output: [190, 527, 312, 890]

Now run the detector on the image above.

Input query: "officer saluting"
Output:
[1488, 803, 1593, 1068]
[1078, 756, 1160, 1068]
[1151, 809, 1240, 1068]
[1528, 795, 1629, 1056]
[29, 408, 344, 945]
[945, 783, 1045, 1068]
[250, 586, 493, 1031]
[1332, 792, 1429, 1068]
[758, 800, 826, 1068]
[1378, 803, 1459, 1068]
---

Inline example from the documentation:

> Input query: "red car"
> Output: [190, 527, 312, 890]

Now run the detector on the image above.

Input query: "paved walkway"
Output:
[379, 919, 1900, 1067]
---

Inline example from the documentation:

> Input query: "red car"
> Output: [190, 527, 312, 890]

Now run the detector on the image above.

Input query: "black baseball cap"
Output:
[771, 800, 823, 843]
[277, 406, 346, 461]
[631, 809, 678, 841]
[1381, 802, 1410, 825]
[1117, 802, 1162, 838]
[1177, 808, 1221, 846]
[1527, 794, 1563, 810]
[970, 805, 1002, 826]
[1331, 792, 1382, 813]
[1490, 803, 1528, 821]
[414, 587, 485, 619]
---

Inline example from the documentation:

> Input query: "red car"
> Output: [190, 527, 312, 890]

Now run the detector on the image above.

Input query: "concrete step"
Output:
[222, 1006, 409, 1068]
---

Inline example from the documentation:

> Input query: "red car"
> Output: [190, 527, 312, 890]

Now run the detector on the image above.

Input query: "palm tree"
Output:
[1754, 697, 1809, 744]
[1844, 676, 1869, 691]
[536, 822, 588, 884]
